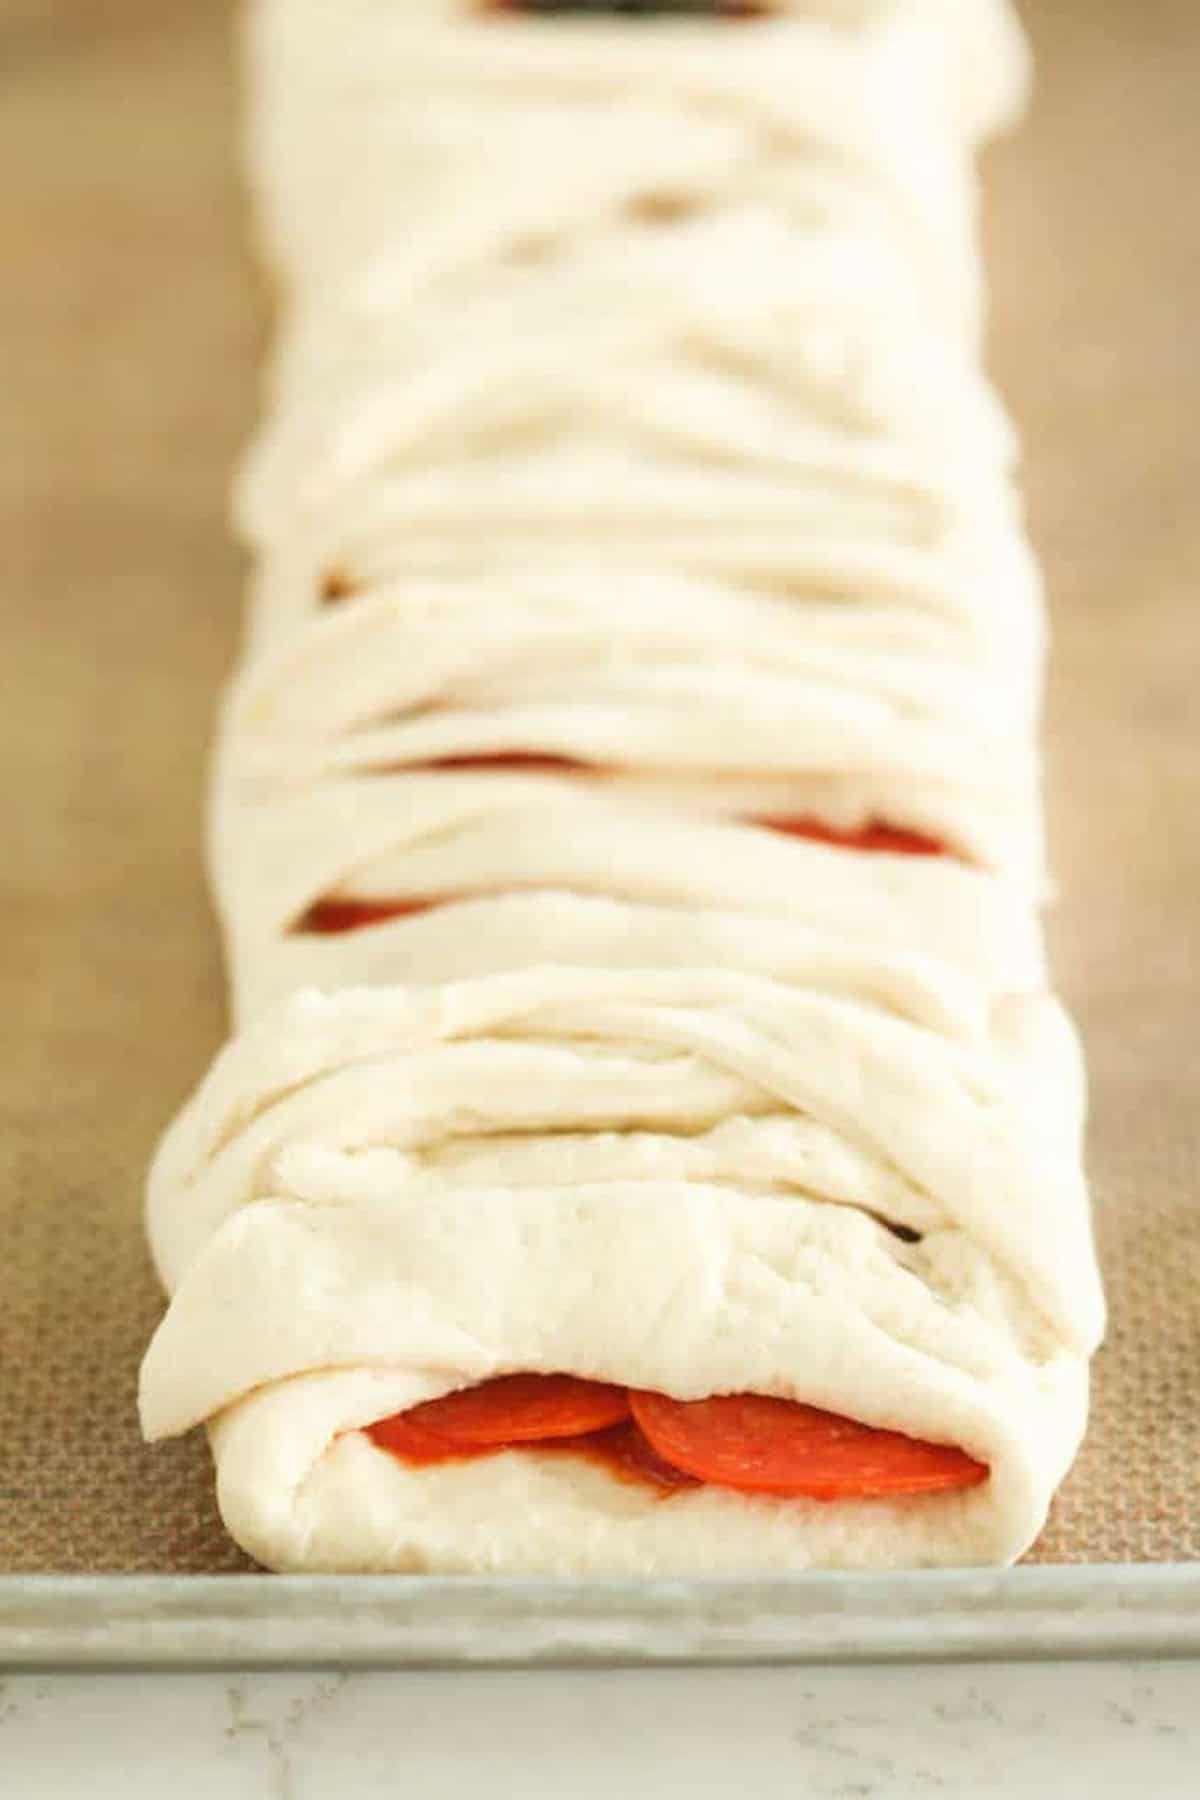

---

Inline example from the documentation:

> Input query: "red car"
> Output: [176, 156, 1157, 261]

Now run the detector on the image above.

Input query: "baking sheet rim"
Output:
[2, 1564, 1197, 1669]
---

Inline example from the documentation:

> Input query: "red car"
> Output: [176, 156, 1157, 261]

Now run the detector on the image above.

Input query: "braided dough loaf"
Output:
[140, 0, 1104, 1573]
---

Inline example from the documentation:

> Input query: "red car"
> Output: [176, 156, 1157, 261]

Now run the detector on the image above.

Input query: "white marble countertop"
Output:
[2, 1661, 1196, 1797]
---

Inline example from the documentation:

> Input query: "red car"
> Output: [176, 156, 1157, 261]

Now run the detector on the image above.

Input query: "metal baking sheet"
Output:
[2, 1567, 1199, 1670]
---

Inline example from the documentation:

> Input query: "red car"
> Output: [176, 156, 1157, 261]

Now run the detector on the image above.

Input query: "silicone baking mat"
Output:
[1, 0, 1197, 1576]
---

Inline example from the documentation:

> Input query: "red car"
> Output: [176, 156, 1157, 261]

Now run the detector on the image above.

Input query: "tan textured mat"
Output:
[1, 0, 1197, 1572]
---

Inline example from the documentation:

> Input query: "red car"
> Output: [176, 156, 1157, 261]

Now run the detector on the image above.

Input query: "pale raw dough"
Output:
[142, 965, 1103, 1570]
[140, 0, 1104, 1573]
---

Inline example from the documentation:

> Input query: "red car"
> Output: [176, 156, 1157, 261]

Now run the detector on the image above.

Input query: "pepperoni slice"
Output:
[754, 815, 949, 857]
[399, 1374, 631, 1447]
[569, 1420, 702, 1493]
[629, 1392, 988, 1499]
[368, 1410, 698, 1493]
[365, 1410, 495, 1467]
[298, 896, 442, 934]
[424, 751, 596, 775]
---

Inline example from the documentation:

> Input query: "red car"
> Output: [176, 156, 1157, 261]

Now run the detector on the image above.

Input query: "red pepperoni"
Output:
[423, 751, 597, 775]
[754, 815, 949, 857]
[368, 1410, 700, 1495]
[365, 1410, 494, 1467]
[367, 1378, 987, 1503]
[630, 1391, 988, 1500]
[568, 1420, 702, 1493]
[393, 1374, 631, 1450]
[297, 896, 442, 934]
